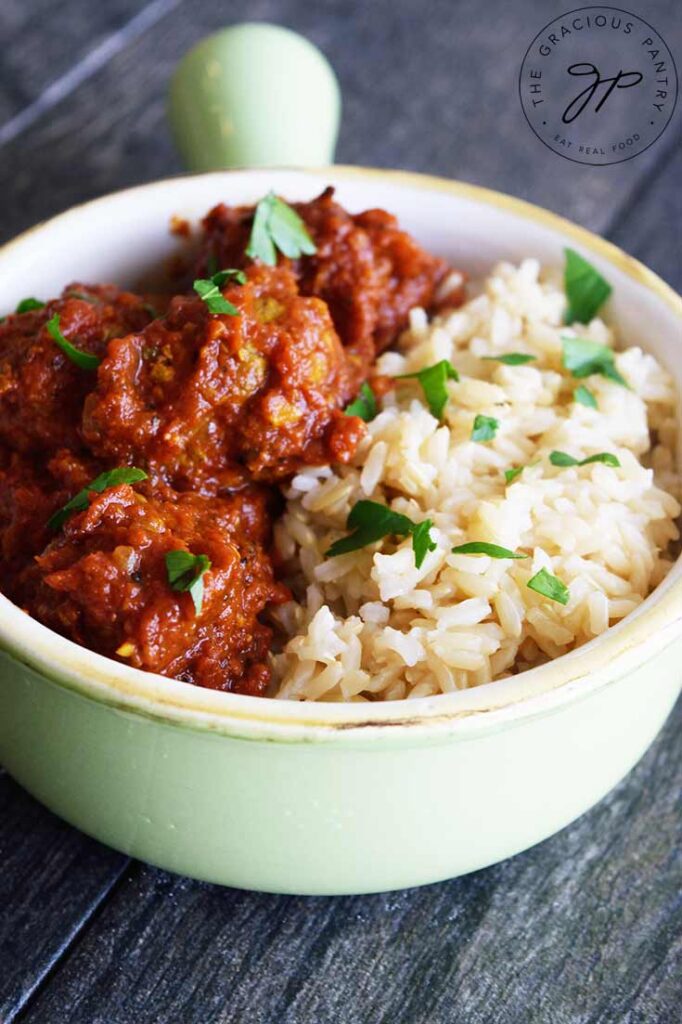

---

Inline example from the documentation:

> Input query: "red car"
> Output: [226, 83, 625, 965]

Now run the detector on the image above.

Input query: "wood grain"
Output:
[610, 140, 682, 292]
[0, 771, 128, 1021]
[0, 1, 171, 128]
[0, 0, 680, 1020]
[0, 0, 679, 267]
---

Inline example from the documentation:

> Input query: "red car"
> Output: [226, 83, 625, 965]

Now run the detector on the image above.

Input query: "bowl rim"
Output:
[1, 163, 681, 743]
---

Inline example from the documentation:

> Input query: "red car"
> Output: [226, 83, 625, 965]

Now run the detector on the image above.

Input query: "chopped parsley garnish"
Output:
[325, 500, 437, 569]
[504, 461, 540, 484]
[574, 385, 598, 409]
[193, 269, 245, 315]
[550, 450, 620, 468]
[246, 192, 317, 266]
[564, 248, 612, 324]
[16, 297, 45, 313]
[471, 414, 499, 442]
[46, 313, 101, 370]
[48, 467, 148, 530]
[398, 359, 459, 420]
[527, 567, 570, 606]
[483, 353, 536, 366]
[344, 382, 377, 421]
[165, 550, 211, 615]
[451, 542, 529, 560]
[561, 335, 628, 388]
[504, 465, 526, 485]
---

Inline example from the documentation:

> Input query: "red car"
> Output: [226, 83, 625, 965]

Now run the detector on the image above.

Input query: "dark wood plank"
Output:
[608, 139, 682, 292]
[0, 0, 680, 256]
[0, 0, 175, 130]
[0, 771, 129, 1022]
[18, 700, 681, 1024]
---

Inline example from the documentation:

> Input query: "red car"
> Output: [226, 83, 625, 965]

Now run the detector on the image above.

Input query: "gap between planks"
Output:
[0, 0, 181, 148]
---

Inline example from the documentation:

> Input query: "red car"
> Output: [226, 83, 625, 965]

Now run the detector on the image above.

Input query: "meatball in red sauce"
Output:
[196, 187, 450, 373]
[83, 264, 362, 491]
[24, 482, 287, 695]
[0, 284, 156, 455]
[0, 190, 456, 696]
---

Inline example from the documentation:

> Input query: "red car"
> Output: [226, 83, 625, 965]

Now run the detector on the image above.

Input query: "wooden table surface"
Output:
[1, 1, 680, 1021]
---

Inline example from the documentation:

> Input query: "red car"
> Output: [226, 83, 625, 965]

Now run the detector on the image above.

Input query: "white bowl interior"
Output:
[0, 167, 681, 733]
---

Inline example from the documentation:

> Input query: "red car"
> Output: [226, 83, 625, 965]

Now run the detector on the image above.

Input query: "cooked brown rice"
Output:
[270, 259, 680, 701]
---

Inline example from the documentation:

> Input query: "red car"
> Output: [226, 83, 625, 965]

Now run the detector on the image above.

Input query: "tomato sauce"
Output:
[0, 192, 456, 695]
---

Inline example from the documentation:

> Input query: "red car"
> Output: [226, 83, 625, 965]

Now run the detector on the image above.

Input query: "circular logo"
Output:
[519, 6, 678, 165]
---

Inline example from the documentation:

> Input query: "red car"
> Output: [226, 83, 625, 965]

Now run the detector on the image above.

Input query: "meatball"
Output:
[25, 482, 287, 695]
[82, 264, 363, 491]
[0, 284, 156, 455]
[196, 187, 450, 367]
[0, 448, 99, 600]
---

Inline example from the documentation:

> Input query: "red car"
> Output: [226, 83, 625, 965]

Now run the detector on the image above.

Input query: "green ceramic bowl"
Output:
[1, 168, 681, 895]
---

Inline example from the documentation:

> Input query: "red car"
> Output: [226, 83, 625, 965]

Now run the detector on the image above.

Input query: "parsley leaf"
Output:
[504, 461, 540, 484]
[451, 541, 529, 560]
[325, 500, 436, 569]
[193, 269, 244, 315]
[165, 550, 211, 615]
[398, 359, 459, 419]
[246, 192, 317, 266]
[550, 450, 620, 468]
[411, 519, 438, 568]
[471, 414, 499, 442]
[49, 467, 148, 530]
[482, 353, 536, 366]
[344, 382, 377, 422]
[527, 567, 570, 605]
[574, 385, 598, 409]
[564, 248, 612, 324]
[16, 297, 45, 313]
[561, 335, 628, 387]
[46, 313, 101, 370]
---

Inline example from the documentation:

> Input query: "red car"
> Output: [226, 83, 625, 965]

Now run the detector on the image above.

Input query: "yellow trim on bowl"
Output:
[0, 165, 681, 739]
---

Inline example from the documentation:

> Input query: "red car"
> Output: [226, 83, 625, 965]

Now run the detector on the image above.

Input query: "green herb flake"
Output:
[325, 499, 437, 569]
[344, 382, 377, 422]
[574, 385, 598, 409]
[193, 269, 244, 315]
[527, 567, 570, 606]
[483, 353, 536, 366]
[16, 297, 45, 313]
[451, 541, 529, 560]
[411, 519, 438, 568]
[471, 414, 499, 442]
[398, 359, 459, 419]
[504, 466, 525, 485]
[48, 467, 148, 530]
[46, 313, 101, 371]
[550, 450, 620, 468]
[561, 335, 628, 388]
[165, 550, 211, 615]
[246, 192, 317, 266]
[564, 248, 612, 324]
[504, 460, 540, 485]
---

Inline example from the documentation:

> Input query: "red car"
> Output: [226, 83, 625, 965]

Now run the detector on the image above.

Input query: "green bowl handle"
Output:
[169, 22, 341, 172]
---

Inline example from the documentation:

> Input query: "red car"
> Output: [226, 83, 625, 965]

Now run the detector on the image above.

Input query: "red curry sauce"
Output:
[0, 190, 454, 695]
